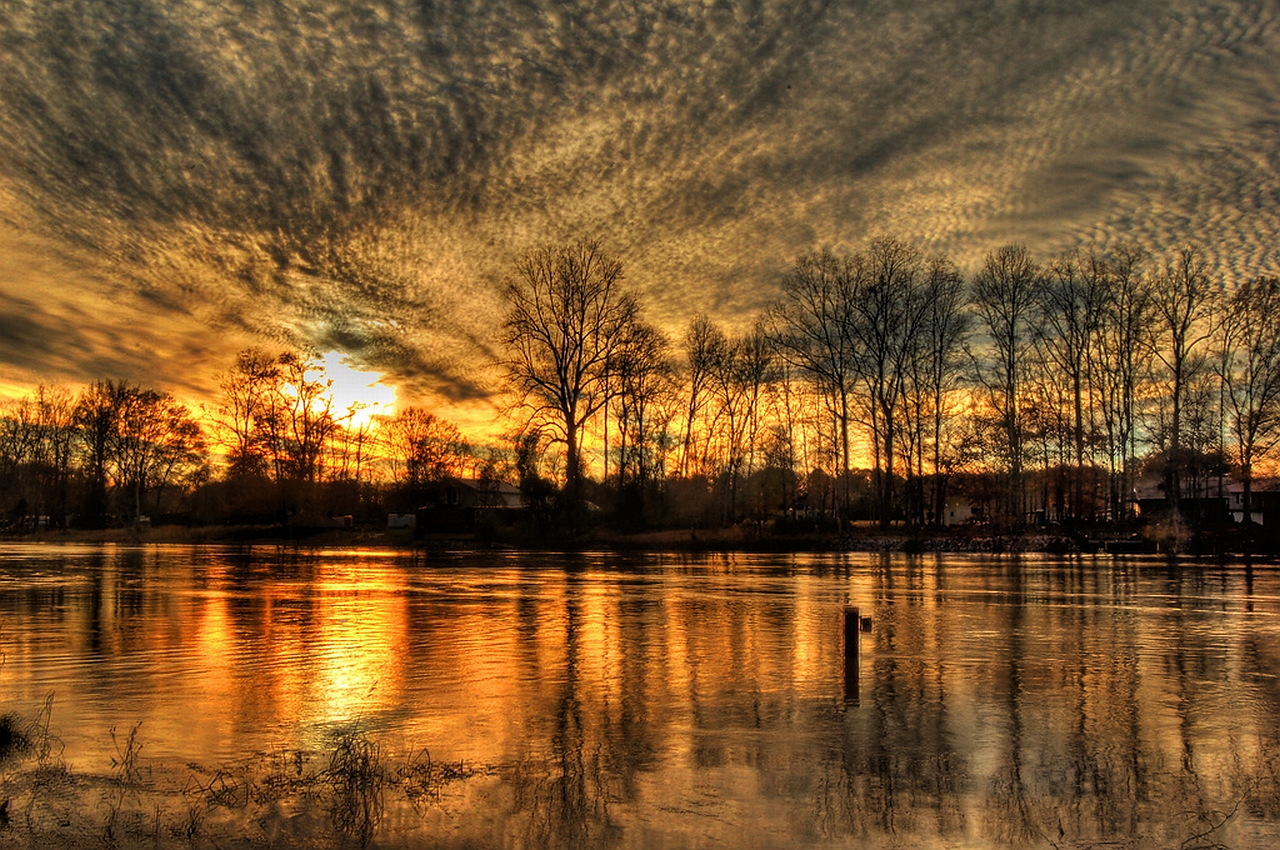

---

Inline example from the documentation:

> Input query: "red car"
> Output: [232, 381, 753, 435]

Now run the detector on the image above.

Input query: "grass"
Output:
[110, 721, 145, 783]
[0, 703, 486, 848]
[325, 729, 385, 846]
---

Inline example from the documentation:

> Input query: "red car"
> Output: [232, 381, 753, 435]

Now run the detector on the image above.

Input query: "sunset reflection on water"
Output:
[1, 545, 1279, 848]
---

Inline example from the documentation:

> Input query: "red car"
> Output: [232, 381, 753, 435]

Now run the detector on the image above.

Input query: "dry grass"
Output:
[0, 701, 487, 848]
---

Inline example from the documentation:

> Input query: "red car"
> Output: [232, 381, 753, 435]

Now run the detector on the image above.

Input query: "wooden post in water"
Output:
[844, 606, 860, 704]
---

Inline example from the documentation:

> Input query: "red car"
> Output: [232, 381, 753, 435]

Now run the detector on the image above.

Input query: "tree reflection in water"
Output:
[1, 548, 1279, 848]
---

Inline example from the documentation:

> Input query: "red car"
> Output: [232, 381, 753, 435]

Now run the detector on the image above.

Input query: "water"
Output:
[2, 544, 1279, 848]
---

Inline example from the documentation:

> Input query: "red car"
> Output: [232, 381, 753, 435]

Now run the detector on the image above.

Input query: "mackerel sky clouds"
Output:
[2, 0, 1279, 424]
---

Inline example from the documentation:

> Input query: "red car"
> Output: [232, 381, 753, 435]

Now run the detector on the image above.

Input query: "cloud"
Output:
[1, 0, 1279, 419]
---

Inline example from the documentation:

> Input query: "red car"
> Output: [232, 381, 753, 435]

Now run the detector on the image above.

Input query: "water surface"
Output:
[2, 544, 1279, 848]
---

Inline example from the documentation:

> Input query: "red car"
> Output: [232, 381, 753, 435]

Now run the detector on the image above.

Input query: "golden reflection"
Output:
[304, 565, 409, 726]
[5, 549, 1280, 848]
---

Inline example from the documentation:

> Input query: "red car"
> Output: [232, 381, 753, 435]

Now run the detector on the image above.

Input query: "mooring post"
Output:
[844, 606, 860, 703]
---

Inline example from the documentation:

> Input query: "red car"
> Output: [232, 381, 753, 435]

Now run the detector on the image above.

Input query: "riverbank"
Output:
[7, 521, 1280, 558]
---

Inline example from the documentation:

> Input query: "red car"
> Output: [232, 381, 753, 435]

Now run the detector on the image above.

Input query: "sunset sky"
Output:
[2, 0, 1279, 432]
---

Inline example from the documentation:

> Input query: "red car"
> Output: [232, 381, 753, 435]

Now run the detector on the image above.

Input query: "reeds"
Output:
[324, 729, 385, 846]
[110, 721, 145, 783]
[0, 702, 482, 847]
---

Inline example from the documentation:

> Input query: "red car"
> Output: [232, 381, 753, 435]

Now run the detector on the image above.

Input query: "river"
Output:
[1, 544, 1278, 848]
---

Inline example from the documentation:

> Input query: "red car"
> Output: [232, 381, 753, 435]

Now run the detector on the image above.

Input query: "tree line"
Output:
[3, 236, 1278, 535]
[502, 238, 1280, 533]
[0, 352, 486, 530]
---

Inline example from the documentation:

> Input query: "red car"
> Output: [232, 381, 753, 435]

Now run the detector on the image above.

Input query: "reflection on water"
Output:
[2, 545, 1280, 848]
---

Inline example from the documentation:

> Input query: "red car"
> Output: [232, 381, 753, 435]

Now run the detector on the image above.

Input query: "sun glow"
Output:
[321, 351, 397, 429]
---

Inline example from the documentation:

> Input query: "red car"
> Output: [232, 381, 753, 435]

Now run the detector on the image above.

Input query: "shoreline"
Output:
[4, 523, 1280, 560]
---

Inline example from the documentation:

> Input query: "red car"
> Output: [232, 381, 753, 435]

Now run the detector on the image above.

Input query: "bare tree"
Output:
[328, 403, 375, 485]
[912, 256, 971, 526]
[704, 321, 774, 523]
[74, 380, 127, 527]
[1215, 277, 1280, 523]
[1094, 245, 1153, 522]
[70, 381, 206, 526]
[678, 315, 720, 477]
[849, 237, 930, 529]
[611, 320, 677, 516]
[501, 240, 637, 508]
[213, 348, 281, 479]
[768, 250, 859, 521]
[0, 393, 41, 515]
[379, 407, 467, 490]
[1036, 250, 1106, 520]
[971, 244, 1041, 527]
[273, 352, 335, 486]
[113, 388, 205, 522]
[25, 386, 77, 524]
[1150, 246, 1218, 516]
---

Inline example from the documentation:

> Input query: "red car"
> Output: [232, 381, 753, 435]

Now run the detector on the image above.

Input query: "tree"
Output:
[768, 250, 859, 521]
[213, 348, 280, 479]
[971, 244, 1041, 527]
[610, 319, 676, 509]
[31, 385, 78, 524]
[911, 256, 971, 526]
[379, 407, 467, 491]
[1035, 251, 1106, 520]
[501, 240, 638, 509]
[74, 380, 125, 528]
[145, 402, 206, 518]
[678, 315, 720, 477]
[705, 321, 774, 523]
[1150, 246, 1217, 516]
[849, 237, 930, 528]
[113, 387, 205, 522]
[1094, 245, 1153, 522]
[1215, 277, 1280, 523]
[72, 380, 206, 526]
[271, 351, 335, 486]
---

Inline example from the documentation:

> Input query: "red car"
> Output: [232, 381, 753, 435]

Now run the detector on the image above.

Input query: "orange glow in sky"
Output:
[320, 350, 398, 429]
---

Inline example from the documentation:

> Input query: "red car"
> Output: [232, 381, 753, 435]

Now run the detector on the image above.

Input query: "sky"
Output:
[2, 0, 1279, 433]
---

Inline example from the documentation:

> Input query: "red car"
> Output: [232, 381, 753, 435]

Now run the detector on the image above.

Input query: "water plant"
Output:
[29, 691, 63, 770]
[324, 729, 385, 846]
[110, 721, 145, 784]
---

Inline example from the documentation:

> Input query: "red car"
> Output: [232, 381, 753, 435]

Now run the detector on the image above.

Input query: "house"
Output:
[941, 496, 979, 526]
[416, 477, 525, 534]
[1227, 479, 1280, 526]
[1132, 473, 1230, 524]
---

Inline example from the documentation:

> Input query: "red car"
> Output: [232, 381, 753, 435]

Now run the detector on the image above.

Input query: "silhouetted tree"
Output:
[912, 256, 971, 526]
[707, 321, 774, 523]
[379, 407, 467, 492]
[501, 240, 637, 511]
[610, 319, 676, 515]
[1216, 277, 1280, 523]
[113, 388, 205, 522]
[850, 237, 930, 528]
[213, 348, 279, 479]
[769, 250, 859, 522]
[1036, 250, 1107, 521]
[678, 315, 720, 477]
[272, 351, 335, 486]
[74, 380, 126, 527]
[971, 245, 1041, 527]
[1151, 246, 1217, 517]
[69, 380, 205, 526]
[1094, 245, 1153, 521]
